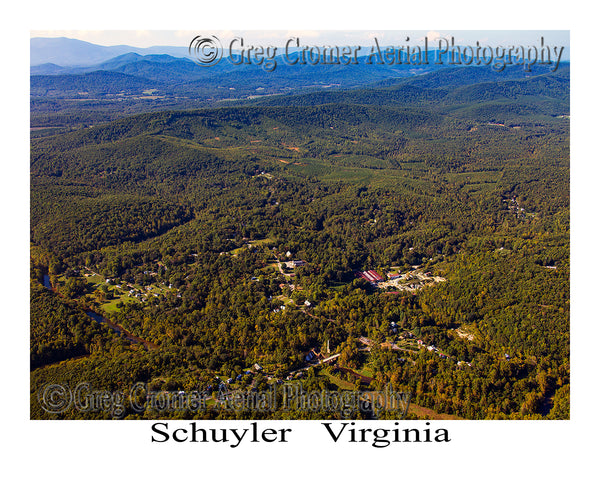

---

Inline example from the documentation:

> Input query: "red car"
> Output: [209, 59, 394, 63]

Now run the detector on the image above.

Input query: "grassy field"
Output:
[355, 365, 375, 379]
[320, 370, 355, 390]
[101, 295, 137, 313]
[230, 237, 276, 255]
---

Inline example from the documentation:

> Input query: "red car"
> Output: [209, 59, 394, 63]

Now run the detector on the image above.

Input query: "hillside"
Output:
[30, 59, 569, 134]
[30, 64, 569, 420]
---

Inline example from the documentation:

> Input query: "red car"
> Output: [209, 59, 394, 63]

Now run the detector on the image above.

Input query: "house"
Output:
[254, 363, 262, 371]
[304, 300, 312, 307]
[284, 260, 306, 268]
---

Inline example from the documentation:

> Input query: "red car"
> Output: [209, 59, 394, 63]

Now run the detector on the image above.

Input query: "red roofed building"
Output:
[367, 270, 383, 281]
[357, 270, 384, 283]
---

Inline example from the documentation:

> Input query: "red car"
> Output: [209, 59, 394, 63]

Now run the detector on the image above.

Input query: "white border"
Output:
[5, 0, 596, 477]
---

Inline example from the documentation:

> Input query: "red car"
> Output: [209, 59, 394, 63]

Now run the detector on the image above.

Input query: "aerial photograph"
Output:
[29, 30, 570, 422]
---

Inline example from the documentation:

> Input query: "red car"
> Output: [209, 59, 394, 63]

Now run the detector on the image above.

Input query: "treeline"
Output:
[31, 191, 194, 256]
[30, 281, 121, 369]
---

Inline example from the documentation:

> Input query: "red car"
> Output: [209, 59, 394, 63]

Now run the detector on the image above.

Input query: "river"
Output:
[84, 310, 158, 349]
[40, 275, 157, 350]
[85, 311, 123, 337]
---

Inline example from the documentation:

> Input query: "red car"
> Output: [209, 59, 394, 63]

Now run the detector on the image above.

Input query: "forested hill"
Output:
[30, 64, 569, 152]
[31, 71, 159, 96]
[371, 63, 569, 89]
[251, 66, 569, 118]
[31, 104, 438, 153]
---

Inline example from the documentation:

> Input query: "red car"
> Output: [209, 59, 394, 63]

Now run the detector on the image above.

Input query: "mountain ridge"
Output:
[31, 37, 190, 66]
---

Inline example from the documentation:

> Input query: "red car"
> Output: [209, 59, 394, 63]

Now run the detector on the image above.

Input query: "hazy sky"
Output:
[31, 29, 569, 51]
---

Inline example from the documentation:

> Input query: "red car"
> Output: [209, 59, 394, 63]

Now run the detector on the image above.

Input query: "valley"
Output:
[30, 53, 569, 420]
